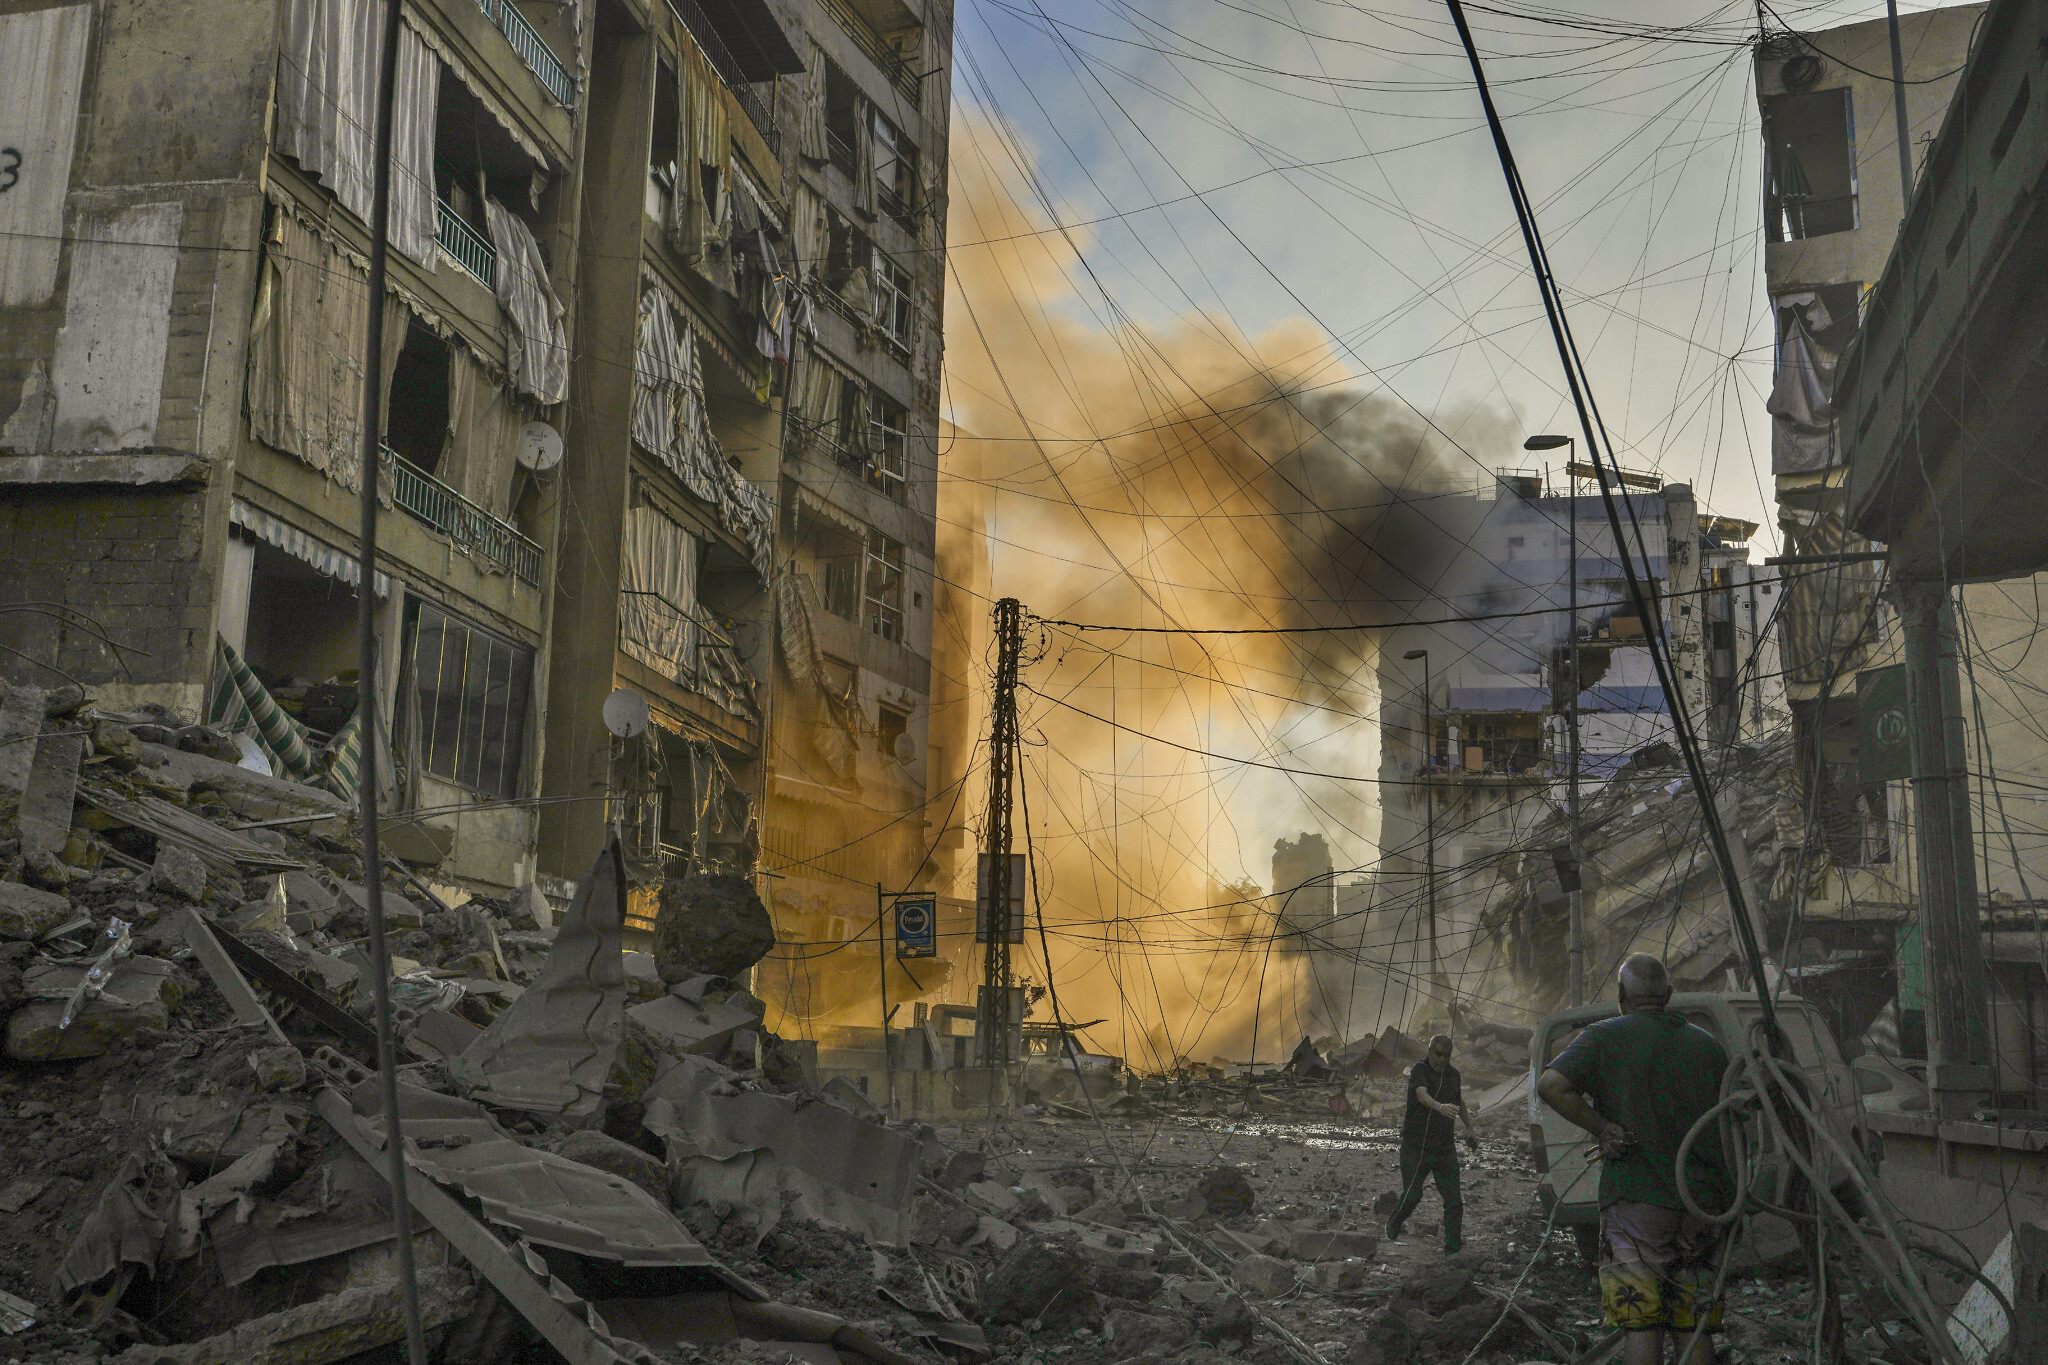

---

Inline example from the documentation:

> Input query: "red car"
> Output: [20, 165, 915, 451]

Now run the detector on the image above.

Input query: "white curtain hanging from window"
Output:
[484, 200, 568, 404]
[275, 0, 438, 266]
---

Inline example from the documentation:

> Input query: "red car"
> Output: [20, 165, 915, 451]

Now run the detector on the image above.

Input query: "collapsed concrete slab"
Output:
[643, 1054, 921, 1245]
[447, 842, 626, 1119]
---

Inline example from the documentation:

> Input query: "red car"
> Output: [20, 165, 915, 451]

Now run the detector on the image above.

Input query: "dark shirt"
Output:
[1550, 1010, 1733, 1211]
[1401, 1060, 1461, 1151]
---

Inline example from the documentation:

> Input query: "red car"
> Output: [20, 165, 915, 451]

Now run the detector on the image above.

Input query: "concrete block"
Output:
[0, 881, 71, 940]
[1230, 1253, 1295, 1296]
[1309, 1259, 1371, 1292]
[152, 844, 209, 902]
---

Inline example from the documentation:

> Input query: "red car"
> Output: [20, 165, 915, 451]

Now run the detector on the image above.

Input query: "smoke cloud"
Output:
[934, 113, 1524, 1066]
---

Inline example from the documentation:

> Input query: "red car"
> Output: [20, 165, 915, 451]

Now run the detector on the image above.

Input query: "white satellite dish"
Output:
[602, 688, 649, 738]
[892, 731, 918, 767]
[517, 421, 564, 472]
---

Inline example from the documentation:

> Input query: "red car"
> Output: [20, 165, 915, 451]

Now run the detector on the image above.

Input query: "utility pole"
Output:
[980, 598, 1023, 1072]
[1526, 434, 1584, 1004]
[1896, 583, 1993, 1115]
[876, 883, 893, 1119]
[1402, 649, 1441, 1017]
[1885, 1, 1915, 207]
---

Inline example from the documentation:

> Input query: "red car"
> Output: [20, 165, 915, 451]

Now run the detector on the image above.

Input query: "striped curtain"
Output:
[209, 640, 321, 782]
[209, 637, 377, 802]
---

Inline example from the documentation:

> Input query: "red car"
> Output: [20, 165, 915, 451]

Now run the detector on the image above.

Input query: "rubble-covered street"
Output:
[0, 686, 1857, 1365]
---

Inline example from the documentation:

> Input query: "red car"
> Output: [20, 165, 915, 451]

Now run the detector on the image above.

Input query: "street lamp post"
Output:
[1525, 434, 1583, 1005]
[1402, 648, 1441, 1018]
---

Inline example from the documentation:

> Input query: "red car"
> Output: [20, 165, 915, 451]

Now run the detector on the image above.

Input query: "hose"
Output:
[1663, 1043, 1969, 1365]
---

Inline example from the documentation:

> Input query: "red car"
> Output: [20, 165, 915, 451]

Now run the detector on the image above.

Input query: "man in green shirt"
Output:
[1537, 955, 1733, 1365]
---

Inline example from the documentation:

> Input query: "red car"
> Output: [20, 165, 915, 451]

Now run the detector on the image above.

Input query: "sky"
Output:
[943, 0, 1960, 540]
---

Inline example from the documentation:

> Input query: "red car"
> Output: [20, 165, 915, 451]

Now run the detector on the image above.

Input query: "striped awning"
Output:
[231, 500, 390, 597]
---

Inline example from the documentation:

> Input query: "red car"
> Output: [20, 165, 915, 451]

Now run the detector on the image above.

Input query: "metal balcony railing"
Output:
[665, 0, 781, 152]
[388, 448, 544, 585]
[474, 0, 575, 105]
[436, 199, 497, 288]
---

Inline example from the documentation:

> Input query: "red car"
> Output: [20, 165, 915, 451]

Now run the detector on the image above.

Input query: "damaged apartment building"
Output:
[1752, 4, 2048, 1088]
[1361, 469, 1784, 1032]
[0, 0, 956, 958]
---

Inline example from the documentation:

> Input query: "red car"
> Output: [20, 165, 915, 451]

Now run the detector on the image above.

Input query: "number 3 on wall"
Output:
[0, 149, 21, 193]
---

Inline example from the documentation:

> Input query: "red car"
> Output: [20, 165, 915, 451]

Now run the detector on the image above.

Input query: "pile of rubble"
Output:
[0, 682, 1850, 1365]
[0, 683, 974, 1365]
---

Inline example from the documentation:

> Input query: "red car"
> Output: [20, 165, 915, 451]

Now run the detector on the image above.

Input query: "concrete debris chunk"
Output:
[644, 1052, 922, 1244]
[244, 1046, 306, 1092]
[1308, 1259, 1370, 1292]
[1229, 1253, 1295, 1297]
[151, 844, 210, 903]
[446, 841, 626, 1118]
[651, 869, 776, 982]
[7, 955, 184, 1061]
[1194, 1166, 1255, 1217]
[0, 880, 71, 940]
[19, 730, 83, 854]
[983, 1234, 1098, 1329]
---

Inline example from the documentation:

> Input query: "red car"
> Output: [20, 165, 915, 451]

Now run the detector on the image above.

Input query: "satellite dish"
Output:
[602, 688, 649, 738]
[517, 422, 564, 471]
[892, 731, 918, 767]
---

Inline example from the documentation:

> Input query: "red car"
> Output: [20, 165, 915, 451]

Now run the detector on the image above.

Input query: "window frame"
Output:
[400, 595, 535, 801]
[864, 534, 905, 642]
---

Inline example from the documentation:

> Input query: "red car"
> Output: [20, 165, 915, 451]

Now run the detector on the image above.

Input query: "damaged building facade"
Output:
[0, 0, 957, 965]
[1754, 3, 2048, 1101]
[1366, 472, 1783, 1031]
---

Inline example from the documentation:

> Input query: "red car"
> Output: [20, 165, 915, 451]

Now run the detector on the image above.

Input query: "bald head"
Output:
[1617, 954, 1672, 1010]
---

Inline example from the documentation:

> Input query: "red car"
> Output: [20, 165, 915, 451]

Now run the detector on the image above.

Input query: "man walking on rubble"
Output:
[1384, 1033, 1477, 1255]
[1537, 954, 1733, 1365]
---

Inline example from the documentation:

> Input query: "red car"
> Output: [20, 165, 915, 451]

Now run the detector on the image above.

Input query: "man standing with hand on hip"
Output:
[1385, 1033, 1477, 1255]
[1537, 954, 1733, 1365]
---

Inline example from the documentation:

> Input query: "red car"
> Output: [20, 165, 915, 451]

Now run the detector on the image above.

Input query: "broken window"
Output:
[648, 58, 680, 222]
[1763, 88, 1857, 241]
[870, 108, 917, 227]
[872, 248, 914, 350]
[402, 596, 534, 800]
[836, 379, 871, 470]
[869, 395, 908, 501]
[384, 322, 451, 475]
[805, 519, 864, 620]
[865, 534, 904, 641]
[824, 61, 860, 178]
[238, 540, 365, 722]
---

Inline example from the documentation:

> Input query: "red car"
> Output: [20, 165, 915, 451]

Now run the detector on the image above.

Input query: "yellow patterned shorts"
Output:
[1597, 1201, 1726, 1331]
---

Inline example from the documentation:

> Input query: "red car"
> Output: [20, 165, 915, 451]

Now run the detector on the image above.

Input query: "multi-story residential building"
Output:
[1367, 473, 1778, 1032]
[0, 0, 954, 938]
[0, 0, 591, 892]
[715, 0, 955, 1028]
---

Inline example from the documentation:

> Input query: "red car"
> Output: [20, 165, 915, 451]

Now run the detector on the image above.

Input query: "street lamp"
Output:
[1524, 434, 1584, 1005]
[1401, 648, 1441, 1018]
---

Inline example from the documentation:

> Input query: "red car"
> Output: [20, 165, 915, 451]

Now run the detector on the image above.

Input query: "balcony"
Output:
[473, 0, 574, 106]
[388, 448, 544, 585]
[667, 0, 784, 152]
[436, 199, 497, 288]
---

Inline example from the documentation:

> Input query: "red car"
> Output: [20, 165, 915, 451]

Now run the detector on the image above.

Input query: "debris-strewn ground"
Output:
[0, 687, 1865, 1365]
